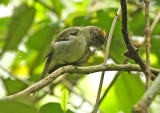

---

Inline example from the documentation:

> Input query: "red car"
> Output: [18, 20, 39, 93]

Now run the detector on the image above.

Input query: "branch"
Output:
[132, 73, 160, 113]
[93, 6, 121, 113]
[144, 0, 151, 91]
[1, 64, 159, 101]
[135, 11, 160, 47]
[120, 0, 155, 78]
[150, 11, 160, 34]
[128, 1, 144, 17]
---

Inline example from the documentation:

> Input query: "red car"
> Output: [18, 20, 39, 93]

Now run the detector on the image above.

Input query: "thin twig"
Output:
[99, 58, 129, 106]
[128, 1, 144, 17]
[144, 0, 151, 90]
[92, 71, 104, 113]
[92, 7, 121, 113]
[150, 11, 160, 34]
[134, 11, 160, 47]
[144, 0, 151, 112]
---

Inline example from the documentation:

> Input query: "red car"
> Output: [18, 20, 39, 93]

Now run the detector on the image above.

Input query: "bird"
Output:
[40, 26, 107, 80]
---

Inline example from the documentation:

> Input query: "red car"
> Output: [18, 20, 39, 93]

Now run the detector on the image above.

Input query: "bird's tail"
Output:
[39, 57, 51, 81]
[39, 68, 48, 80]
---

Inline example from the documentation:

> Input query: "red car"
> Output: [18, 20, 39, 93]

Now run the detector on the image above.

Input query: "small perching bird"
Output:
[40, 26, 107, 79]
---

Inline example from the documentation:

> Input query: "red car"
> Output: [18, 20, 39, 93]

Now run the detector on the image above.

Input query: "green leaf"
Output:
[150, 38, 160, 68]
[0, 0, 9, 5]
[73, 0, 90, 12]
[39, 103, 73, 113]
[151, 19, 160, 35]
[0, 17, 9, 36]
[100, 72, 145, 113]
[0, 100, 37, 113]
[27, 25, 55, 50]
[2, 77, 28, 95]
[87, 55, 104, 66]
[0, 17, 9, 49]
[128, 11, 145, 36]
[153, 0, 160, 6]
[4, 3, 35, 51]
[109, 33, 126, 63]
[39, 103, 63, 113]
[26, 24, 60, 71]
[61, 87, 69, 113]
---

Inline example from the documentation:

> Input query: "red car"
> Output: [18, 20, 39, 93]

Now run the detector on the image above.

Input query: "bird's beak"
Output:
[100, 45, 103, 50]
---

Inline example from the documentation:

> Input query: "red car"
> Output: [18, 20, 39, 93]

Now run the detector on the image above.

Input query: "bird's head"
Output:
[85, 26, 107, 50]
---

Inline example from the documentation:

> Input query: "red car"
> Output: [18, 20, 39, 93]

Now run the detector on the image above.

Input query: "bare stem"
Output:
[92, 7, 121, 113]
[144, 0, 151, 112]
[145, 0, 151, 90]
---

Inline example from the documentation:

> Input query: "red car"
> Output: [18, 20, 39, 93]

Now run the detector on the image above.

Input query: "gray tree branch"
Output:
[0, 64, 159, 101]
[120, 0, 155, 79]
[132, 73, 160, 113]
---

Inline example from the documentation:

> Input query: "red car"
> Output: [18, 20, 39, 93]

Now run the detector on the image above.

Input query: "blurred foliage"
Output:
[4, 3, 35, 51]
[100, 72, 145, 113]
[0, 0, 10, 6]
[0, 0, 160, 113]
[0, 99, 37, 113]
[61, 87, 69, 112]
[39, 102, 73, 113]
[2, 77, 28, 95]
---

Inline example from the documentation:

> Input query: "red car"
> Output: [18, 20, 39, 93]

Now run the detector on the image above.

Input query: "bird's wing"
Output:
[40, 57, 52, 79]
[45, 46, 54, 58]
[45, 27, 81, 58]
[54, 27, 81, 42]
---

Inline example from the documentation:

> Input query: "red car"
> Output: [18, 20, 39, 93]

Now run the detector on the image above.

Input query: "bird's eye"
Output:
[95, 36, 98, 39]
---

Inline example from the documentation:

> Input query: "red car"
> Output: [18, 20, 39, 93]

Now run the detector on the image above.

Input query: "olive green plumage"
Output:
[40, 26, 107, 79]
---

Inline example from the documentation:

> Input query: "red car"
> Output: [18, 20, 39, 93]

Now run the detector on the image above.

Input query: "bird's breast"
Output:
[52, 35, 88, 65]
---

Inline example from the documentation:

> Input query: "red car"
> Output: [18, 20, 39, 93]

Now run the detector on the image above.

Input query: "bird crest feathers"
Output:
[99, 28, 106, 39]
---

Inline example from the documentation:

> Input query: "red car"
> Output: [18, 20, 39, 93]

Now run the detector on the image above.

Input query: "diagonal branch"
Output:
[150, 11, 160, 34]
[1, 64, 159, 101]
[120, 0, 154, 79]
